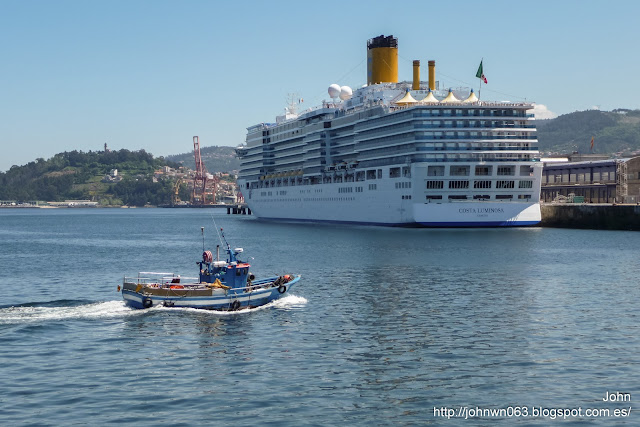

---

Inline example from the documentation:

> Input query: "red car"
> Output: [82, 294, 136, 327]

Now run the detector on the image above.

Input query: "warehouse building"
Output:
[541, 156, 640, 203]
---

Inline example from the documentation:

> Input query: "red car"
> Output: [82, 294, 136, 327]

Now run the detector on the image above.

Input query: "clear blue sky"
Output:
[1, 0, 639, 172]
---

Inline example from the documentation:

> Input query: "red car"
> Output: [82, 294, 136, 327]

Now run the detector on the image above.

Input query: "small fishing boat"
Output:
[121, 228, 300, 310]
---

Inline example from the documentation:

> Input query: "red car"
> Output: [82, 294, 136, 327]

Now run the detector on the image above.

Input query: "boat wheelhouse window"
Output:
[356, 171, 365, 181]
[475, 165, 492, 176]
[448, 195, 467, 200]
[496, 195, 513, 199]
[366, 170, 377, 180]
[519, 180, 533, 188]
[426, 195, 442, 200]
[497, 166, 515, 176]
[427, 166, 445, 176]
[450, 165, 470, 176]
[426, 180, 444, 189]
[520, 165, 533, 176]
[474, 180, 492, 189]
[449, 180, 469, 189]
[389, 167, 401, 178]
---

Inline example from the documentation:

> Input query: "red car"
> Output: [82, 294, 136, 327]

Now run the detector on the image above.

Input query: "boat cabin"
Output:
[198, 246, 252, 294]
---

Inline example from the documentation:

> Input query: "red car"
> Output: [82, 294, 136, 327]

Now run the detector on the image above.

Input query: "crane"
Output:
[191, 136, 218, 205]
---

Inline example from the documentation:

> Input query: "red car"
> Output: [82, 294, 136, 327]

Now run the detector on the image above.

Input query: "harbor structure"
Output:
[541, 156, 640, 204]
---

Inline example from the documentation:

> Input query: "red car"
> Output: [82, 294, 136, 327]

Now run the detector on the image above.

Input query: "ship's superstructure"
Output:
[236, 35, 542, 227]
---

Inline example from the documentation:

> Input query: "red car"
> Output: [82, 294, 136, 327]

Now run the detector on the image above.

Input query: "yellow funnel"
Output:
[412, 60, 420, 90]
[367, 35, 398, 85]
[428, 60, 436, 91]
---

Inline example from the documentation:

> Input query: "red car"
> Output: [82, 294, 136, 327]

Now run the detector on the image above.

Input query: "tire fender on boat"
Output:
[142, 297, 153, 308]
[231, 300, 241, 311]
[278, 285, 287, 294]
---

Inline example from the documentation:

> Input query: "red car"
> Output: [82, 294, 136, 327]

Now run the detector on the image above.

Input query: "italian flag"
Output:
[476, 60, 487, 84]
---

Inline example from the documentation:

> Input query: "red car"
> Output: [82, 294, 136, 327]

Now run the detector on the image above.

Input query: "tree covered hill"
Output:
[166, 145, 239, 173]
[537, 109, 640, 156]
[0, 149, 179, 205]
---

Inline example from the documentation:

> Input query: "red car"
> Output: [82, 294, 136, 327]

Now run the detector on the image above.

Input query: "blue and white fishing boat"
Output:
[121, 228, 300, 310]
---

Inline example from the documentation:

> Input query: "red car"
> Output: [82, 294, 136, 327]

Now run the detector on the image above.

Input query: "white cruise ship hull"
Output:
[412, 201, 540, 227]
[241, 168, 541, 227]
[248, 200, 540, 227]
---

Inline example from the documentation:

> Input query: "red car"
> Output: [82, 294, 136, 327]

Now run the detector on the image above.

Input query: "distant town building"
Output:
[101, 168, 122, 183]
[541, 156, 640, 203]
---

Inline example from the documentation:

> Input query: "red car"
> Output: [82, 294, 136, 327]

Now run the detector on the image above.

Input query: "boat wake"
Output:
[151, 294, 308, 316]
[0, 295, 307, 324]
[0, 300, 142, 325]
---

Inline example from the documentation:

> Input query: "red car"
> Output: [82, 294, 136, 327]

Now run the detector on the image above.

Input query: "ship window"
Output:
[520, 165, 533, 176]
[474, 180, 492, 189]
[426, 195, 442, 200]
[496, 195, 513, 199]
[368, 184, 377, 190]
[402, 167, 411, 177]
[377, 169, 382, 179]
[356, 171, 365, 181]
[366, 170, 377, 180]
[449, 180, 469, 189]
[448, 195, 467, 200]
[427, 166, 445, 176]
[518, 194, 532, 199]
[389, 167, 401, 178]
[450, 166, 470, 176]
[426, 180, 444, 189]
[497, 166, 515, 176]
[519, 180, 533, 188]
[496, 180, 515, 189]
[473, 195, 490, 200]
[475, 166, 492, 176]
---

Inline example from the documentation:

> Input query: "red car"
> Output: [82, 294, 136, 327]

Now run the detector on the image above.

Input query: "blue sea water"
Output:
[0, 208, 638, 426]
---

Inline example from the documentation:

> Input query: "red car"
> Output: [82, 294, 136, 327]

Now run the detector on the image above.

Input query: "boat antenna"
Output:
[219, 227, 231, 251]
[210, 214, 224, 247]
[201, 226, 205, 252]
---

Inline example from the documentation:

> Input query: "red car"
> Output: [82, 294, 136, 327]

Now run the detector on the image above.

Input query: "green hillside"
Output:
[537, 109, 640, 156]
[166, 146, 239, 173]
[0, 149, 179, 206]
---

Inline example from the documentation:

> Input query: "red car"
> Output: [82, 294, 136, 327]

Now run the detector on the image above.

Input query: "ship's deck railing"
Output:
[391, 101, 534, 113]
[124, 272, 197, 285]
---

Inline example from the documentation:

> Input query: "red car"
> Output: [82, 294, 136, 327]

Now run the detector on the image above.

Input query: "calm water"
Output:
[0, 209, 638, 426]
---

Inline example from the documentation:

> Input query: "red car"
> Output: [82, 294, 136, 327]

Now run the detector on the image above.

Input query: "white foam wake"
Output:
[152, 294, 308, 316]
[0, 295, 308, 323]
[0, 301, 139, 324]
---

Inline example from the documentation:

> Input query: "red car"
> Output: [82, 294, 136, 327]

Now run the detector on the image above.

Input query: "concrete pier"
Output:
[541, 204, 640, 230]
[226, 204, 251, 215]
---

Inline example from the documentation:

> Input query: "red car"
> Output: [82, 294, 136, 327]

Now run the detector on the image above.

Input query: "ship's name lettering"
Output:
[458, 208, 505, 214]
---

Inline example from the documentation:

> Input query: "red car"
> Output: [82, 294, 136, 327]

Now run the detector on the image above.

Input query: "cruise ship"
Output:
[236, 35, 542, 227]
